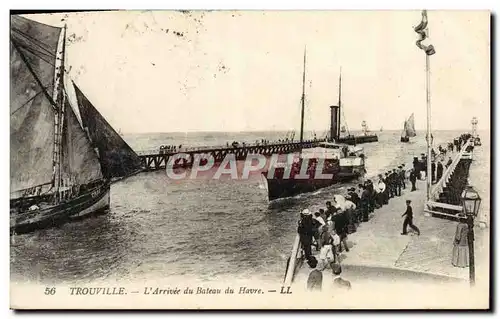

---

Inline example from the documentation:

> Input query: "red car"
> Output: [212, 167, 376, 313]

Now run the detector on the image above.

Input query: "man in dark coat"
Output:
[332, 210, 349, 252]
[360, 185, 370, 222]
[409, 169, 417, 191]
[326, 201, 338, 217]
[347, 187, 361, 223]
[384, 172, 390, 198]
[365, 180, 375, 213]
[420, 154, 427, 178]
[436, 161, 444, 181]
[401, 200, 420, 235]
[412, 157, 420, 177]
[347, 187, 360, 207]
[400, 164, 406, 190]
[390, 169, 401, 197]
[298, 209, 315, 261]
[431, 161, 436, 183]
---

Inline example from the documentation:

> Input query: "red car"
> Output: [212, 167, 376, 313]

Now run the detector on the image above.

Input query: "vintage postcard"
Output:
[9, 10, 490, 309]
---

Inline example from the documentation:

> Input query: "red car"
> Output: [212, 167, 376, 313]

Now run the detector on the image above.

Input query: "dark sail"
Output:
[10, 15, 62, 193]
[60, 98, 103, 186]
[73, 83, 143, 178]
[10, 15, 61, 98]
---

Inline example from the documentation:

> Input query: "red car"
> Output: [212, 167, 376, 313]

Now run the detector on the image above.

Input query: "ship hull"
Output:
[263, 170, 362, 201]
[10, 182, 110, 235]
[338, 134, 378, 145]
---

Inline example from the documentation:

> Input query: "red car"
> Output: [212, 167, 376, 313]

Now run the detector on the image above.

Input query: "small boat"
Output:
[10, 15, 143, 234]
[400, 113, 416, 143]
[380, 126, 383, 132]
[340, 125, 346, 133]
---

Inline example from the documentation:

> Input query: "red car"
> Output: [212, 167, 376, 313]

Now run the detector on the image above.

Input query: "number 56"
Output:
[44, 287, 56, 295]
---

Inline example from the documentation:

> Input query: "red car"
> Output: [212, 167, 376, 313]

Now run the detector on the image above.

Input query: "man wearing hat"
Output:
[298, 209, 315, 261]
[409, 168, 418, 191]
[399, 165, 406, 190]
[376, 174, 387, 206]
[360, 184, 370, 222]
[347, 187, 360, 207]
[391, 169, 401, 197]
[412, 156, 420, 178]
[401, 200, 420, 236]
[383, 172, 390, 199]
[364, 179, 375, 213]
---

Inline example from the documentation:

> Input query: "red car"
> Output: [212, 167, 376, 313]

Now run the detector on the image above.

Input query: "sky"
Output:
[25, 10, 490, 133]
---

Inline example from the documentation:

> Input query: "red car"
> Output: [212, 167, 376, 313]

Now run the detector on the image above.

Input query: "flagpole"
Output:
[426, 53, 432, 201]
[414, 9, 435, 201]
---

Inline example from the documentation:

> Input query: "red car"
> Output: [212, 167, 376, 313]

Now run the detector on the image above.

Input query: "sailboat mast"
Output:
[337, 68, 342, 138]
[299, 47, 306, 144]
[52, 24, 67, 203]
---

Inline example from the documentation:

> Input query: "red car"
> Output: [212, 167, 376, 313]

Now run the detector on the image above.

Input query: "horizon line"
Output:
[121, 128, 486, 134]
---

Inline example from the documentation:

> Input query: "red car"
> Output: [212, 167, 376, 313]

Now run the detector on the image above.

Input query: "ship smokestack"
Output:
[330, 105, 339, 141]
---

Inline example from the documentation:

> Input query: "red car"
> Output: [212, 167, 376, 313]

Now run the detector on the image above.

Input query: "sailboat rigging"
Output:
[10, 15, 143, 234]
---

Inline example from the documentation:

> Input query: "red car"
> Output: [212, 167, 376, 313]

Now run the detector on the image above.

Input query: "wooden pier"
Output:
[425, 138, 475, 218]
[138, 139, 325, 171]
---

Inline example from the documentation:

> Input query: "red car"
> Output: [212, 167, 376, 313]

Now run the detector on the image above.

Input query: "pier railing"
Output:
[136, 139, 325, 156]
[283, 234, 302, 287]
[429, 138, 473, 201]
[137, 139, 327, 171]
[425, 138, 474, 218]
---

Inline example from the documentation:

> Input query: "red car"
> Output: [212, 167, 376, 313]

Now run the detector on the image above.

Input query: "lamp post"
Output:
[461, 185, 482, 287]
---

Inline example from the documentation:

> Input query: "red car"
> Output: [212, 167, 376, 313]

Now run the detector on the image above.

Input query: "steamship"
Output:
[261, 54, 365, 201]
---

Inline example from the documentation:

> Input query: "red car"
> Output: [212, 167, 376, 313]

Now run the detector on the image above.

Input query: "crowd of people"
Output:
[159, 145, 182, 154]
[297, 163, 418, 292]
[296, 134, 474, 292]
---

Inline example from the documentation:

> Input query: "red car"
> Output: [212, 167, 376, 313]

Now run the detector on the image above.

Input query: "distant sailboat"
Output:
[380, 126, 383, 132]
[340, 125, 346, 133]
[400, 113, 416, 142]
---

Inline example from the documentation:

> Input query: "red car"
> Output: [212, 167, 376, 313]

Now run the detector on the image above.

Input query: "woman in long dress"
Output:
[452, 215, 469, 267]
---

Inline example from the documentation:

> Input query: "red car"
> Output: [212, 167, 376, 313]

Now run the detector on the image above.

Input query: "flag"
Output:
[414, 10, 436, 55]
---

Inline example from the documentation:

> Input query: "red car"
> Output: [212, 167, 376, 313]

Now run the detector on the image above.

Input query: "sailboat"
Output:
[340, 125, 346, 133]
[10, 15, 143, 234]
[380, 126, 383, 132]
[400, 113, 416, 142]
[261, 51, 365, 201]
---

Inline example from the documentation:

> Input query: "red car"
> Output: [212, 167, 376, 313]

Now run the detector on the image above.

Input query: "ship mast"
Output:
[52, 25, 67, 203]
[299, 47, 306, 145]
[337, 68, 342, 139]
